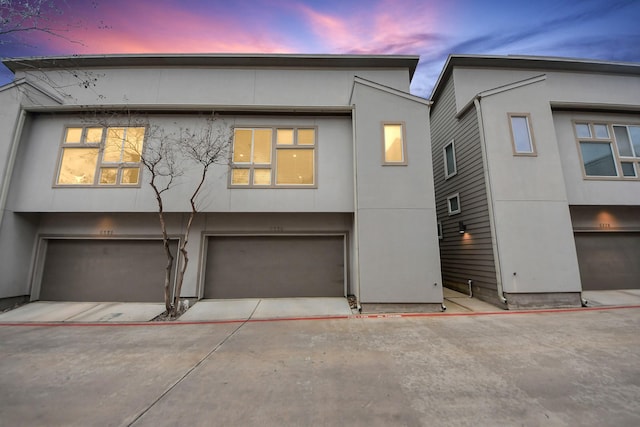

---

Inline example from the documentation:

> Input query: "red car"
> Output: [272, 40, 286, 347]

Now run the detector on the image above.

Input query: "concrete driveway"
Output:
[1, 306, 639, 426]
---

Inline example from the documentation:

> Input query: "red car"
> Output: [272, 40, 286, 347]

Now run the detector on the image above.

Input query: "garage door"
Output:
[574, 233, 640, 290]
[39, 239, 177, 302]
[204, 235, 345, 298]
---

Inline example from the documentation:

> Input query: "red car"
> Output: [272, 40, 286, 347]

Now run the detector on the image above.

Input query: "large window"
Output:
[508, 113, 536, 155]
[230, 127, 316, 187]
[382, 123, 407, 165]
[443, 139, 457, 179]
[575, 122, 640, 179]
[56, 126, 145, 186]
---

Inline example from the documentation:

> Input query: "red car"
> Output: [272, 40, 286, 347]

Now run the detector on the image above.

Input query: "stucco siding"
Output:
[6, 114, 354, 213]
[352, 81, 442, 303]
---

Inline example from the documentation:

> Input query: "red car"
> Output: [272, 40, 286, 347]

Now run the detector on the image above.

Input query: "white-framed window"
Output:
[382, 122, 407, 165]
[447, 193, 461, 215]
[55, 126, 145, 186]
[574, 122, 640, 180]
[508, 113, 537, 155]
[443, 139, 457, 179]
[230, 126, 316, 187]
[437, 221, 443, 240]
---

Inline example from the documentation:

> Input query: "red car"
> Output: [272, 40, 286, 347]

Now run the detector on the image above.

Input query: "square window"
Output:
[594, 124, 610, 139]
[276, 149, 314, 185]
[580, 142, 617, 177]
[231, 168, 250, 185]
[383, 123, 406, 164]
[621, 162, 637, 177]
[575, 123, 591, 139]
[443, 140, 457, 179]
[277, 129, 294, 145]
[297, 129, 315, 145]
[447, 194, 461, 215]
[64, 128, 83, 143]
[509, 114, 536, 155]
[57, 148, 100, 184]
[253, 168, 272, 185]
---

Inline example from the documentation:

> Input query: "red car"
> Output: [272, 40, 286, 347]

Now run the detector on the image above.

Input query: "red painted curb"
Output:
[0, 304, 638, 327]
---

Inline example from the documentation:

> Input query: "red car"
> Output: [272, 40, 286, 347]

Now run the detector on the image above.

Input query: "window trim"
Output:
[573, 121, 640, 181]
[54, 125, 146, 188]
[229, 125, 318, 189]
[381, 122, 408, 166]
[447, 193, 461, 216]
[443, 139, 457, 179]
[508, 113, 537, 156]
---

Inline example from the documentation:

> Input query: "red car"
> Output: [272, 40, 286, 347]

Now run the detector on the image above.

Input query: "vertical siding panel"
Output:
[430, 77, 500, 305]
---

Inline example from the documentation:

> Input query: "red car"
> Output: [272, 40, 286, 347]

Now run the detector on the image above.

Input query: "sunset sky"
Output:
[1, 0, 639, 97]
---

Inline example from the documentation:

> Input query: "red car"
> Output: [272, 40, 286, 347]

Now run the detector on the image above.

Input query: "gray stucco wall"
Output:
[6, 114, 354, 213]
[352, 81, 442, 303]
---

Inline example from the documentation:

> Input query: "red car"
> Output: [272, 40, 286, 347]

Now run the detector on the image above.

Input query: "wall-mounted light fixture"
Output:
[458, 221, 467, 234]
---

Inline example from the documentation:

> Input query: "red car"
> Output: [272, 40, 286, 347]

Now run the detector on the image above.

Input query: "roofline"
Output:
[430, 54, 640, 103]
[3, 53, 420, 79]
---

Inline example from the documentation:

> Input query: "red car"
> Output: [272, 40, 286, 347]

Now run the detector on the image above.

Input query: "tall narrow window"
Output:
[447, 193, 461, 215]
[443, 140, 457, 179]
[382, 123, 407, 165]
[508, 114, 536, 155]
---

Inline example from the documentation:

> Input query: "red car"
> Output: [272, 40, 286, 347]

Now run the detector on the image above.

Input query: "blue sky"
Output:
[1, 0, 639, 97]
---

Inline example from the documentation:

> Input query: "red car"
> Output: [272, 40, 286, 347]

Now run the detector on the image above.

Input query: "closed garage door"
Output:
[574, 233, 640, 290]
[39, 239, 177, 302]
[204, 235, 345, 298]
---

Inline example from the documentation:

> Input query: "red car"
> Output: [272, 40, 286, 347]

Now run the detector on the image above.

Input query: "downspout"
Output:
[351, 106, 362, 312]
[0, 108, 27, 229]
[474, 98, 507, 305]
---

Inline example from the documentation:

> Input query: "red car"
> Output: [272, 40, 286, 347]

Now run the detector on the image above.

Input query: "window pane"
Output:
[629, 126, 640, 157]
[384, 124, 404, 163]
[99, 168, 118, 185]
[65, 128, 83, 143]
[121, 167, 140, 184]
[511, 116, 533, 153]
[57, 148, 99, 184]
[86, 128, 103, 143]
[276, 149, 314, 185]
[614, 126, 633, 157]
[233, 129, 252, 163]
[580, 142, 617, 176]
[444, 143, 455, 176]
[297, 129, 315, 145]
[104, 128, 124, 162]
[277, 129, 294, 145]
[253, 129, 272, 164]
[621, 162, 636, 177]
[123, 127, 144, 162]
[448, 196, 459, 213]
[231, 169, 249, 185]
[253, 168, 271, 185]
[575, 123, 591, 138]
[594, 124, 609, 139]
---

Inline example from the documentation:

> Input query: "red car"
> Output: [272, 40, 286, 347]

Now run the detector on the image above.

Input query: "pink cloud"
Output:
[28, 0, 297, 55]
[297, 0, 442, 55]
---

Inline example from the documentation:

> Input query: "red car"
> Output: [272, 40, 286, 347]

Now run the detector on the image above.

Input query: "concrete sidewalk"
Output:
[1, 307, 639, 426]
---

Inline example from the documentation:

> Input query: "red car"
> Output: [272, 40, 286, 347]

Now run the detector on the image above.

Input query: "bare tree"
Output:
[139, 115, 232, 317]
[1, 0, 81, 45]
